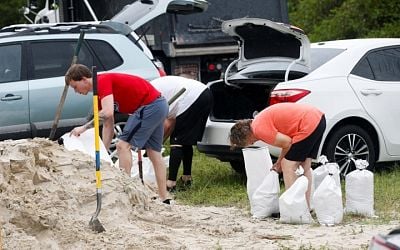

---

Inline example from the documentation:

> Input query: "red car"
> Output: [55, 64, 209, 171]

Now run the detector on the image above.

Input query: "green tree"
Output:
[0, 0, 27, 28]
[289, 0, 400, 42]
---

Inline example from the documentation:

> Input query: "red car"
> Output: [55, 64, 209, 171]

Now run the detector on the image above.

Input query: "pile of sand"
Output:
[0, 138, 396, 249]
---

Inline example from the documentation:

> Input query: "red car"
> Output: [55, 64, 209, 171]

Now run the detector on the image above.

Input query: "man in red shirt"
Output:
[229, 103, 326, 208]
[65, 64, 170, 204]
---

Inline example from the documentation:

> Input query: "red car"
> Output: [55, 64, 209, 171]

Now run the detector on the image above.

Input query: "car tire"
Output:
[229, 160, 246, 175]
[323, 125, 375, 176]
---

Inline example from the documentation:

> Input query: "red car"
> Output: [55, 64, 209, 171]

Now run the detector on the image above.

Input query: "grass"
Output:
[172, 150, 248, 208]
[168, 147, 400, 223]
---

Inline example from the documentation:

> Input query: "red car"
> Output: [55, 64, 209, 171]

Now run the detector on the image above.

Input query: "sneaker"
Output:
[162, 198, 175, 205]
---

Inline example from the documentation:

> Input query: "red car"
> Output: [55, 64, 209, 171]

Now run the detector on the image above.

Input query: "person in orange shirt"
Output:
[229, 103, 326, 208]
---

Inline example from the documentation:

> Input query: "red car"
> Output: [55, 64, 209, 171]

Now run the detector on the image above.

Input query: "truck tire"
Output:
[323, 125, 375, 176]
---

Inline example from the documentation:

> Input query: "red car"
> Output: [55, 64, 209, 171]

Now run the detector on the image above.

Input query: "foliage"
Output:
[289, 0, 400, 42]
[0, 0, 27, 28]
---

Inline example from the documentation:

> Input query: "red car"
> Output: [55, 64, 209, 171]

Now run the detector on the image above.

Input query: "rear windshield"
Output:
[310, 48, 345, 71]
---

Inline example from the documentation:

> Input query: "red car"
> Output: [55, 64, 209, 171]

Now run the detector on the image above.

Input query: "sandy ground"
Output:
[0, 138, 397, 250]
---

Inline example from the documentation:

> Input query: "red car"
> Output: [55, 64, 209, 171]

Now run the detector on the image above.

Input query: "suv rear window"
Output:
[30, 40, 95, 79]
[87, 40, 123, 70]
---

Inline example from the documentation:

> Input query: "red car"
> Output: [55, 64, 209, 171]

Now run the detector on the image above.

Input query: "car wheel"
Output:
[109, 121, 126, 162]
[229, 160, 246, 175]
[323, 125, 375, 176]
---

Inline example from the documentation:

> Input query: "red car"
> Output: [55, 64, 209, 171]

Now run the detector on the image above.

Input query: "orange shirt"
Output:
[251, 103, 323, 144]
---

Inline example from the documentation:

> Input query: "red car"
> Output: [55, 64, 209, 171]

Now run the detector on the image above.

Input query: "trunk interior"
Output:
[209, 80, 275, 121]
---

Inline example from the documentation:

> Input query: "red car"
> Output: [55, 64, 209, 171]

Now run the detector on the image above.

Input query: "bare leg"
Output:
[281, 158, 301, 190]
[301, 158, 313, 209]
[146, 148, 167, 201]
[116, 140, 132, 175]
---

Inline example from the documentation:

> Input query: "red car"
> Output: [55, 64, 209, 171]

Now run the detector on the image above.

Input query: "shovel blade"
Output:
[89, 217, 105, 233]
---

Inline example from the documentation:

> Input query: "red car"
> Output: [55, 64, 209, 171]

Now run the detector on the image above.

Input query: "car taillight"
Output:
[269, 89, 311, 105]
[158, 68, 167, 77]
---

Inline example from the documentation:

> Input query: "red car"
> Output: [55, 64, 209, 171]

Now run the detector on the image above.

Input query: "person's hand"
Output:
[272, 161, 282, 173]
[70, 125, 86, 137]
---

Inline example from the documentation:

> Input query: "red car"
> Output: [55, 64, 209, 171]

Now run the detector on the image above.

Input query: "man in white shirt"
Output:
[150, 75, 213, 191]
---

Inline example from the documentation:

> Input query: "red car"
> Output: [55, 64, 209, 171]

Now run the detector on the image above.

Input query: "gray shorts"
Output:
[119, 96, 168, 152]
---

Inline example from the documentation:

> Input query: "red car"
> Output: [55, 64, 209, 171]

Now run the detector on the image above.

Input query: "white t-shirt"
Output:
[150, 76, 208, 118]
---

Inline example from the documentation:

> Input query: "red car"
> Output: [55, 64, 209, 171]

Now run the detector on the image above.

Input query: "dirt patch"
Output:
[0, 138, 396, 249]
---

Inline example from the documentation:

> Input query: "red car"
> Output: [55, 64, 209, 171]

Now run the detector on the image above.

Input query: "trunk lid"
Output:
[221, 18, 311, 84]
[111, 0, 208, 30]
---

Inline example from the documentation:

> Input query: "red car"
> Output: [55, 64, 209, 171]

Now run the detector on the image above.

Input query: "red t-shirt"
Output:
[251, 103, 323, 144]
[97, 73, 160, 113]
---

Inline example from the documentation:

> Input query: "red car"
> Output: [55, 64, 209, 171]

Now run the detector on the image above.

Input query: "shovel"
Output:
[89, 66, 105, 233]
[49, 30, 85, 140]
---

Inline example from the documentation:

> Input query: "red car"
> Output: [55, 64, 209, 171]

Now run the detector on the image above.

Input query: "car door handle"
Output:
[1, 94, 22, 101]
[360, 89, 382, 96]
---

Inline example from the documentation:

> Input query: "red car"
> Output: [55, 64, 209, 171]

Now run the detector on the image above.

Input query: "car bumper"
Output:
[197, 143, 242, 162]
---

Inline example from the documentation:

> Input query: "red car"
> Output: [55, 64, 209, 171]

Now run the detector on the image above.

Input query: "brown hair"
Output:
[65, 64, 92, 85]
[229, 119, 253, 149]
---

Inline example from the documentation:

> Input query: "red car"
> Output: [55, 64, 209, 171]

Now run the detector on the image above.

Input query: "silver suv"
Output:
[0, 22, 161, 141]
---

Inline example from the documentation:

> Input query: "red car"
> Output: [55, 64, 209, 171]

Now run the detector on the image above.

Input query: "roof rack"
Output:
[0, 21, 132, 38]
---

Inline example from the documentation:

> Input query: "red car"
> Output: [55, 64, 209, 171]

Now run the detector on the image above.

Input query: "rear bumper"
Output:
[196, 143, 242, 162]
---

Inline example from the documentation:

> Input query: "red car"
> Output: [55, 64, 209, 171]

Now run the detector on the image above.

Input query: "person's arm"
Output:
[69, 95, 115, 143]
[100, 95, 115, 150]
[163, 117, 176, 142]
[272, 132, 292, 172]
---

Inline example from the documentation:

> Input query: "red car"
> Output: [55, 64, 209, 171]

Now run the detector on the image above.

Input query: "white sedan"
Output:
[197, 18, 400, 175]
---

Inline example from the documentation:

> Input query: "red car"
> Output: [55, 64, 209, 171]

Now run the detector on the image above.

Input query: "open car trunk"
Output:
[209, 80, 271, 121]
[209, 18, 310, 121]
[208, 69, 307, 122]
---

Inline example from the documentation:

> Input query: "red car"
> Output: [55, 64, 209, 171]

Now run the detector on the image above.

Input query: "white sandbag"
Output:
[62, 129, 113, 164]
[313, 155, 340, 190]
[115, 149, 169, 184]
[345, 159, 374, 216]
[251, 170, 280, 218]
[242, 146, 273, 200]
[279, 166, 313, 224]
[313, 165, 343, 225]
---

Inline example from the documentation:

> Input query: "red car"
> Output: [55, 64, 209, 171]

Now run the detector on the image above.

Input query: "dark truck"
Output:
[112, 0, 289, 83]
[25, 0, 289, 83]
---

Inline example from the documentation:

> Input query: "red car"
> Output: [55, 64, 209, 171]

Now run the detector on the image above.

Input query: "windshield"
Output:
[310, 48, 345, 71]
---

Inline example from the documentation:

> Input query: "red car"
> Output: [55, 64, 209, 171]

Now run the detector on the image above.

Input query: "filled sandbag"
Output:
[251, 169, 280, 218]
[279, 166, 313, 224]
[313, 155, 340, 191]
[313, 165, 343, 226]
[242, 146, 273, 200]
[345, 159, 374, 216]
[115, 149, 169, 184]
